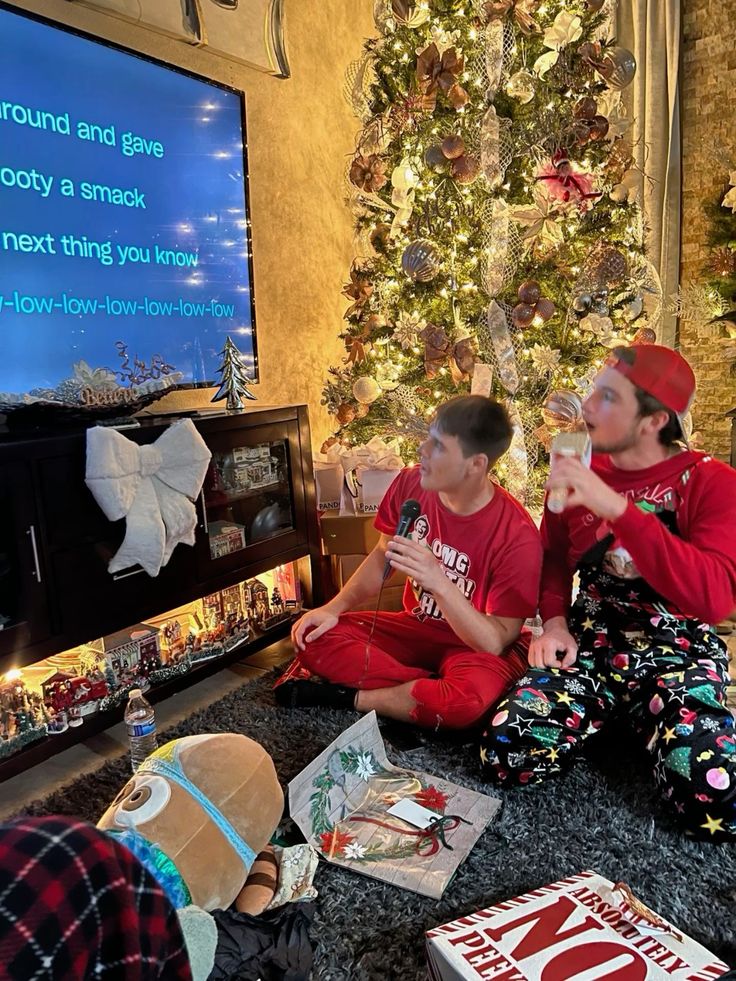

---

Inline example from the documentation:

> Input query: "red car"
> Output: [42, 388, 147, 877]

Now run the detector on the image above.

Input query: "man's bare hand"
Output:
[546, 457, 627, 521]
[291, 608, 339, 652]
[384, 535, 447, 594]
[528, 623, 578, 670]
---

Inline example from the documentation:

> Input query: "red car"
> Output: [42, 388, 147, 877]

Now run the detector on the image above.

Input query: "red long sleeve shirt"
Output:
[539, 450, 736, 626]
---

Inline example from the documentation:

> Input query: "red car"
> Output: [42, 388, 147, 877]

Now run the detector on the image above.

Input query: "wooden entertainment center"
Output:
[0, 404, 321, 781]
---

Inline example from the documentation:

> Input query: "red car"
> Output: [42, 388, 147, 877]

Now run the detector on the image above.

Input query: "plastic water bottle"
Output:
[124, 689, 157, 772]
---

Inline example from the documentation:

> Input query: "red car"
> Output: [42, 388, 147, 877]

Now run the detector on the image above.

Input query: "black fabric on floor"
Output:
[15, 671, 736, 979]
[210, 904, 314, 981]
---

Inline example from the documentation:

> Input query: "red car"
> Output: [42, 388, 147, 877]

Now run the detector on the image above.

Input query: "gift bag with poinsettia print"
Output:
[288, 712, 501, 899]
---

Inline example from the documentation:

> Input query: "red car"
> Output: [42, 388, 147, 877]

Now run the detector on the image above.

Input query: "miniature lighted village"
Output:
[0, 563, 301, 760]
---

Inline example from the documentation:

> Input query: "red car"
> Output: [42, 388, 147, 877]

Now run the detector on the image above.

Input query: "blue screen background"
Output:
[0, 6, 256, 394]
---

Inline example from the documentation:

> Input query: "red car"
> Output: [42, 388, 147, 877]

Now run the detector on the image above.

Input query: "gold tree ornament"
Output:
[441, 134, 466, 159]
[593, 247, 629, 287]
[587, 46, 637, 90]
[632, 326, 657, 345]
[542, 390, 584, 432]
[349, 154, 388, 192]
[391, 0, 430, 28]
[505, 69, 536, 103]
[512, 281, 556, 327]
[450, 155, 481, 185]
[336, 402, 357, 426]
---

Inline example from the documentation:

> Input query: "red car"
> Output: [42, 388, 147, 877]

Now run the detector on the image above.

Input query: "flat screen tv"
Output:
[0, 1, 258, 409]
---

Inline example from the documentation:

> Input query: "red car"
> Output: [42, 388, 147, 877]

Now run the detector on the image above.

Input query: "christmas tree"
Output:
[673, 168, 736, 371]
[323, 0, 660, 506]
[211, 336, 257, 410]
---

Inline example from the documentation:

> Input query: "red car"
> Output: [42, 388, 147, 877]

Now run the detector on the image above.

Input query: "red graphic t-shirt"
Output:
[375, 466, 542, 639]
[540, 450, 736, 625]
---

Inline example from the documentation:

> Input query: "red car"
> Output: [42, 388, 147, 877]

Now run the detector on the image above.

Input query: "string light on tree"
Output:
[323, 0, 653, 505]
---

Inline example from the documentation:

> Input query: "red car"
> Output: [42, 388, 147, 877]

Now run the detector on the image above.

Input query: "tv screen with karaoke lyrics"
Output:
[0, 1, 258, 400]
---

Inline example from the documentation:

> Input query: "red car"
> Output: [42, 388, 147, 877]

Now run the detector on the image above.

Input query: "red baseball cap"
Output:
[605, 344, 696, 438]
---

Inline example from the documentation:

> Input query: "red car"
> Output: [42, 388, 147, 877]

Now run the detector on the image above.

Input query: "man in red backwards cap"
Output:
[480, 343, 736, 841]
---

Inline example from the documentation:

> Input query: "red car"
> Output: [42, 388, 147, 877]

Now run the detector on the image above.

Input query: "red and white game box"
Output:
[426, 871, 729, 981]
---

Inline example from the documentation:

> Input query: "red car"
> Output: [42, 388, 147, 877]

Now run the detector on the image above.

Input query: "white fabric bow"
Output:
[85, 419, 212, 577]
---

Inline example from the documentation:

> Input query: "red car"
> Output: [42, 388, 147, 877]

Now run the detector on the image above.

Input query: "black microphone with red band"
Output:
[383, 498, 421, 581]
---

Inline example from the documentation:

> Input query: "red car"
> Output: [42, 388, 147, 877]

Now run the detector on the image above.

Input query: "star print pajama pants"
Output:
[479, 566, 736, 842]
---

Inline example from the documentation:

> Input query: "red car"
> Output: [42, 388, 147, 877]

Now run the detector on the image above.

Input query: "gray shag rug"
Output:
[17, 672, 736, 979]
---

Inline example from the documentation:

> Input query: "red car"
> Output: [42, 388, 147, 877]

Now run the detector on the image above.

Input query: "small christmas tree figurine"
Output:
[211, 335, 256, 410]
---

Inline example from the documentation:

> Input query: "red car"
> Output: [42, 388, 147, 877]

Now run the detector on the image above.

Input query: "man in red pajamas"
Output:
[480, 344, 736, 840]
[276, 396, 542, 730]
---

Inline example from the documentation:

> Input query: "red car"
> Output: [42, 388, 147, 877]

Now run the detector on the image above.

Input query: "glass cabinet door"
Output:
[198, 421, 306, 578]
[0, 462, 51, 657]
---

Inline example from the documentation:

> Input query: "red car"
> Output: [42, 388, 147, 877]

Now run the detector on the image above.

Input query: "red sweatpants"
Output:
[298, 611, 528, 730]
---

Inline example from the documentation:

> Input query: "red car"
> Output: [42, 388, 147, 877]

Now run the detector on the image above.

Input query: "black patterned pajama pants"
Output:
[479, 568, 736, 842]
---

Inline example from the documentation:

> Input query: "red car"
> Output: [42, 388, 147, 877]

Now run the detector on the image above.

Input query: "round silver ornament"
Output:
[593, 46, 636, 90]
[542, 390, 584, 431]
[352, 375, 382, 404]
[572, 293, 593, 316]
[424, 145, 448, 174]
[401, 239, 442, 282]
[505, 69, 535, 104]
[624, 296, 644, 321]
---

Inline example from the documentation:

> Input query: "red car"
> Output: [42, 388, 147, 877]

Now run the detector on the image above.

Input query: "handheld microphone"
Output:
[383, 498, 421, 580]
[547, 432, 592, 513]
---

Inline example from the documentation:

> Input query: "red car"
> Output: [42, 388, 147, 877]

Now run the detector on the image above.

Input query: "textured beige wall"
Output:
[8, 0, 374, 448]
[681, 0, 736, 463]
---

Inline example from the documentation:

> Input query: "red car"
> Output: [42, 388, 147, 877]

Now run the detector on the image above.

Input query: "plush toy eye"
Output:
[113, 775, 171, 826]
[112, 780, 134, 806]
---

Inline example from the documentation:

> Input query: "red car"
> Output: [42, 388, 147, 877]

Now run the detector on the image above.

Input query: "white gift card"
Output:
[387, 798, 440, 829]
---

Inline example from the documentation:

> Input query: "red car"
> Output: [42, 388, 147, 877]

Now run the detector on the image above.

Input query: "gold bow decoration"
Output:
[343, 314, 384, 365]
[341, 263, 374, 320]
[418, 325, 476, 382]
[344, 337, 369, 364]
[415, 43, 469, 112]
[482, 0, 541, 35]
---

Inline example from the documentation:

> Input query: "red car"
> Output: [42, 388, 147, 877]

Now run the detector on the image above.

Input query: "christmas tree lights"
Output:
[323, 0, 660, 506]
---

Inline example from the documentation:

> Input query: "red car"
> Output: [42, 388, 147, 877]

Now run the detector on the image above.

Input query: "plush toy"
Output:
[98, 733, 283, 912]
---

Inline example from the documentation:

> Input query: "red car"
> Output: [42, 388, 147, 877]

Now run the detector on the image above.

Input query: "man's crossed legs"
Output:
[278, 611, 527, 730]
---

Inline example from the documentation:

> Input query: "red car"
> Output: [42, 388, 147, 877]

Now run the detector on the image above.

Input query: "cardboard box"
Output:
[321, 514, 382, 556]
[426, 871, 728, 981]
[329, 554, 404, 612]
[320, 516, 404, 612]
